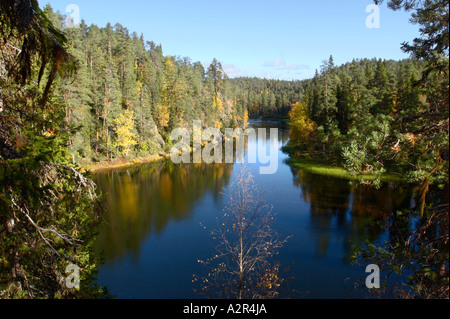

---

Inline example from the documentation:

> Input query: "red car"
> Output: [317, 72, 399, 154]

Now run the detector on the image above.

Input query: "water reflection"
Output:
[290, 167, 413, 259]
[93, 119, 415, 298]
[249, 119, 291, 145]
[94, 161, 233, 262]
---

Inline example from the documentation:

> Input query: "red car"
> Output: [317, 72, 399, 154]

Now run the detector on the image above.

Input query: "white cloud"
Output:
[263, 59, 287, 67]
[223, 64, 247, 78]
[281, 63, 310, 70]
[263, 59, 311, 73]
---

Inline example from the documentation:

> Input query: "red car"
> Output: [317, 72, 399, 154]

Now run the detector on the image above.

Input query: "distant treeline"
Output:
[228, 77, 303, 118]
[228, 57, 424, 121]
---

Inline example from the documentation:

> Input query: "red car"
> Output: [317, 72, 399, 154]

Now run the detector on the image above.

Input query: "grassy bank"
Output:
[81, 140, 402, 183]
[286, 157, 403, 182]
[282, 145, 403, 183]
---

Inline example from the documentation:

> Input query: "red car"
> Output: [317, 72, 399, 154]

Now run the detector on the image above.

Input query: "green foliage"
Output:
[42, 11, 247, 163]
[341, 113, 392, 186]
[228, 77, 303, 118]
[0, 159, 105, 298]
[1, 0, 107, 299]
[347, 0, 449, 298]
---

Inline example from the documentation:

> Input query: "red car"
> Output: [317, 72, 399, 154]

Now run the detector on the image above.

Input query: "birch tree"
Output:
[195, 166, 290, 299]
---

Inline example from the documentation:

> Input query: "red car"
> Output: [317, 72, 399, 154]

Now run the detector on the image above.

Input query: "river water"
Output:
[93, 119, 413, 299]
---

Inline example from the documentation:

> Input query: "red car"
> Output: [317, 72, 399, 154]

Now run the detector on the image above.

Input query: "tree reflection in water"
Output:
[291, 167, 413, 259]
[91, 119, 417, 298]
[94, 161, 233, 262]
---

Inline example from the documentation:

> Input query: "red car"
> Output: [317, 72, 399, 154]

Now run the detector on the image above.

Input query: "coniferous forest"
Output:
[0, 0, 448, 302]
[42, 6, 250, 165]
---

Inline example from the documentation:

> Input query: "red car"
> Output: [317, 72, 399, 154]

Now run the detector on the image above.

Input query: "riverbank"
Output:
[287, 157, 403, 182]
[80, 154, 168, 174]
[282, 145, 403, 183]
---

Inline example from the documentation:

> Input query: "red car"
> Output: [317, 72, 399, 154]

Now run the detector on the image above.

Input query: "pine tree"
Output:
[335, 73, 353, 134]
[371, 59, 394, 114]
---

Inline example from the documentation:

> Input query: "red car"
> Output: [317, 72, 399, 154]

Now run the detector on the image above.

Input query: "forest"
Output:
[42, 6, 249, 165]
[228, 77, 303, 118]
[0, 0, 448, 299]
[285, 0, 449, 299]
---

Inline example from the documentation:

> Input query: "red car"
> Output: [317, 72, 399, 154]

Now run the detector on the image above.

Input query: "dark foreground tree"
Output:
[194, 166, 290, 299]
[1, 0, 106, 298]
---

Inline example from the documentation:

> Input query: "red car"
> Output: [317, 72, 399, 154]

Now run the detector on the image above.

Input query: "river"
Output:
[93, 119, 413, 299]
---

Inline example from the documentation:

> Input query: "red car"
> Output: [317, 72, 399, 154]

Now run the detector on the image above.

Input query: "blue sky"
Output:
[41, 0, 420, 80]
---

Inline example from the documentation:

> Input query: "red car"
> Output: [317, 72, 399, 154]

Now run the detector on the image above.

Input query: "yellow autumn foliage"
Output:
[243, 109, 249, 129]
[289, 102, 317, 147]
[214, 95, 224, 113]
[114, 109, 138, 156]
[157, 103, 170, 128]
[214, 119, 223, 130]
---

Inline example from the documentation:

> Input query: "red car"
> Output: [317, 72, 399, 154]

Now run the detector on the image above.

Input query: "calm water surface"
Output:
[93, 119, 413, 299]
